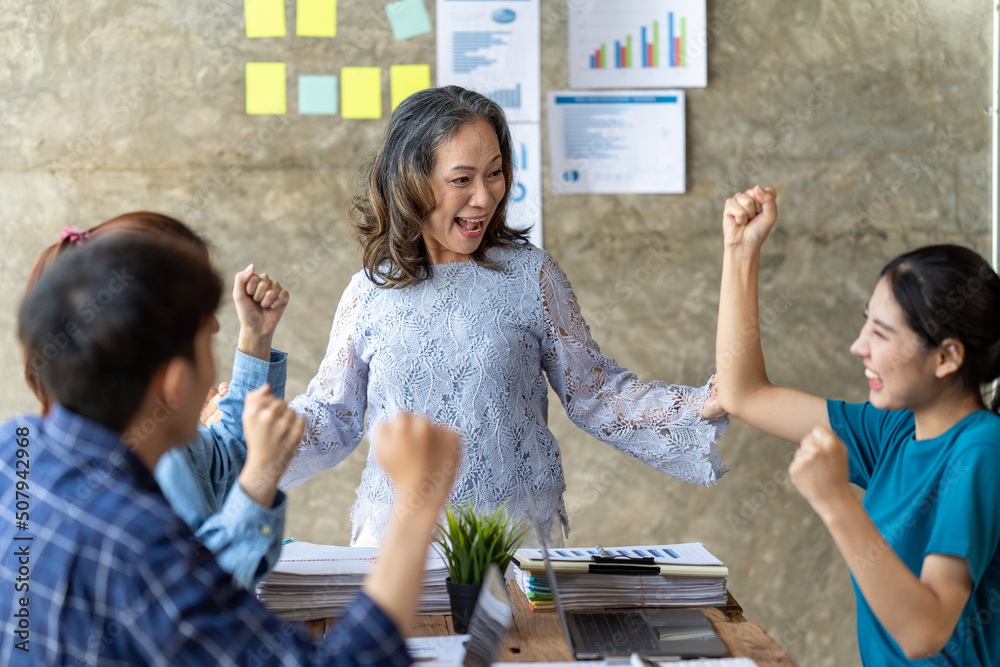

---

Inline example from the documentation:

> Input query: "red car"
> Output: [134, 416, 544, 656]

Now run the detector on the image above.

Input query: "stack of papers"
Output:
[511, 543, 728, 611]
[257, 541, 451, 621]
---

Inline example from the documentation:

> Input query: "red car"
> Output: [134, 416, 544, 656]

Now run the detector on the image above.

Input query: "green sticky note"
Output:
[297, 0, 336, 37]
[245, 0, 286, 38]
[246, 63, 287, 115]
[341, 67, 382, 119]
[390, 64, 431, 111]
[385, 0, 432, 41]
[299, 75, 338, 114]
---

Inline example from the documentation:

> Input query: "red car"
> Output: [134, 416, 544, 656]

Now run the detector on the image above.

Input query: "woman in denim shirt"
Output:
[24, 213, 292, 589]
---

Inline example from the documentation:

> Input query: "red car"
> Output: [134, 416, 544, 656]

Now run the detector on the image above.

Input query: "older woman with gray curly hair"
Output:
[282, 85, 728, 546]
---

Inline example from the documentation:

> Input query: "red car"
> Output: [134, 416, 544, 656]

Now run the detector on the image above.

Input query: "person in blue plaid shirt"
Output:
[23, 211, 296, 591]
[0, 234, 460, 665]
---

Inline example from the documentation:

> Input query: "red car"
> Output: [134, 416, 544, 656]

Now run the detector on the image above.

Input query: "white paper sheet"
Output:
[271, 541, 447, 575]
[518, 543, 722, 566]
[546, 90, 686, 195]
[636, 659, 758, 667]
[436, 0, 541, 123]
[507, 122, 543, 248]
[406, 635, 470, 667]
[569, 0, 707, 89]
[258, 542, 451, 620]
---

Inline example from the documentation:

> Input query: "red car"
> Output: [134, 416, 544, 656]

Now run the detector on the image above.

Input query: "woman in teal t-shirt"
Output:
[715, 186, 1000, 665]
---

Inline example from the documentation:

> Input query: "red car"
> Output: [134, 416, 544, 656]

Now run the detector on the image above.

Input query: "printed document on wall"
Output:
[507, 122, 543, 249]
[547, 90, 685, 195]
[437, 0, 540, 123]
[569, 0, 707, 89]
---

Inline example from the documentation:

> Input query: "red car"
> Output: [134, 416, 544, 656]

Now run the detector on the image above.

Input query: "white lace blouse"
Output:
[282, 243, 728, 544]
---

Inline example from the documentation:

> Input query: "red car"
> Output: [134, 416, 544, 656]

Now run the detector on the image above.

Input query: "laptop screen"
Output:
[519, 482, 577, 653]
[516, 484, 729, 661]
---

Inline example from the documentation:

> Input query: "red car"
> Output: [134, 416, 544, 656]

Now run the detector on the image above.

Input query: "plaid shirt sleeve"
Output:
[124, 524, 412, 667]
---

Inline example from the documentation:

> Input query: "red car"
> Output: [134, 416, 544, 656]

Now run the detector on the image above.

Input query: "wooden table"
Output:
[309, 582, 797, 665]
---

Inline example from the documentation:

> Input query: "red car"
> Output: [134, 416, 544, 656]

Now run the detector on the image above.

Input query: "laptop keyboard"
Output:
[572, 611, 659, 654]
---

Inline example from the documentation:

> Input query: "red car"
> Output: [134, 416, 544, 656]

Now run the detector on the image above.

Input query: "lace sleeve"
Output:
[281, 277, 368, 490]
[539, 255, 728, 487]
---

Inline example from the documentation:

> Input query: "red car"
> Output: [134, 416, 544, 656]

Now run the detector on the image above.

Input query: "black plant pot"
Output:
[445, 578, 482, 634]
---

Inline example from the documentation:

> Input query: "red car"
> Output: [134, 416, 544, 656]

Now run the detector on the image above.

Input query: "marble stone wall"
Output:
[0, 1, 991, 665]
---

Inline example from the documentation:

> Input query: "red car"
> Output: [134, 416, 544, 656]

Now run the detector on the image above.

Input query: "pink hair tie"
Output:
[58, 225, 91, 246]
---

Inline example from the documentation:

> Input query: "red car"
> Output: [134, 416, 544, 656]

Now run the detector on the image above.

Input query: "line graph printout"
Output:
[569, 0, 706, 89]
[547, 90, 686, 195]
[437, 0, 540, 122]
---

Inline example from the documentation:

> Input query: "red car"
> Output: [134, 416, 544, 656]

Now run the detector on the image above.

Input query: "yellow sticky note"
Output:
[297, 0, 336, 36]
[246, 63, 287, 115]
[245, 0, 286, 38]
[341, 67, 382, 119]
[390, 64, 431, 111]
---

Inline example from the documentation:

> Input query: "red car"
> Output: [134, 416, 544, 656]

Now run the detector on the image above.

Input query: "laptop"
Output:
[520, 487, 729, 660]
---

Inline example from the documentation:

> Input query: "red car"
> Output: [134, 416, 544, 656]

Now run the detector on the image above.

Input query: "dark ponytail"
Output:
[881, 245, 1000, 413]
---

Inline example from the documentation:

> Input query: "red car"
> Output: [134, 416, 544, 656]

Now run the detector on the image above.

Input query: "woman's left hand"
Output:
[789, 425, 852, 520]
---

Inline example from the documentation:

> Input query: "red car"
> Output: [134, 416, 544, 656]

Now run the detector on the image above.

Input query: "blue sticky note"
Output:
[299, 75, 338, 115]
[385, 0, 432, 41]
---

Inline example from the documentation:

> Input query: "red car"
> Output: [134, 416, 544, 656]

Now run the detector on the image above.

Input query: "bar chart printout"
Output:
[570, 0, 706, 88]
[546, 91, 686, 195]
[437, 0, 541, 122]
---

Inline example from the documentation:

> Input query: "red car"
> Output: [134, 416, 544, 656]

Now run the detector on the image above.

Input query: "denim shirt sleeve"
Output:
[155, 348, 288, 589]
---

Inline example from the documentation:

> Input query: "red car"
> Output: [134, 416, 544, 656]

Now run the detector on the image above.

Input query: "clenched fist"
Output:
[376, 414, 460, 517]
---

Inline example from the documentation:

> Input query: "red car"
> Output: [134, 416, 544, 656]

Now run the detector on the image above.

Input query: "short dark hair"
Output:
[350, 85, 528, 288]
[18, 235, 222, 432]
[24, 212, 211, 415]
[881, 245, 1000, 412]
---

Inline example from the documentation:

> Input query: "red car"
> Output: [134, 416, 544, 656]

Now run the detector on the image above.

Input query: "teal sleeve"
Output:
[925, 443, 1000, 584]
[827, 400, 912, 490]
[827, 400, 883, 489]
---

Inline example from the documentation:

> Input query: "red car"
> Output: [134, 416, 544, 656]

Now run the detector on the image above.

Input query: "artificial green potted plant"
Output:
[434, 502, 526, 633]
